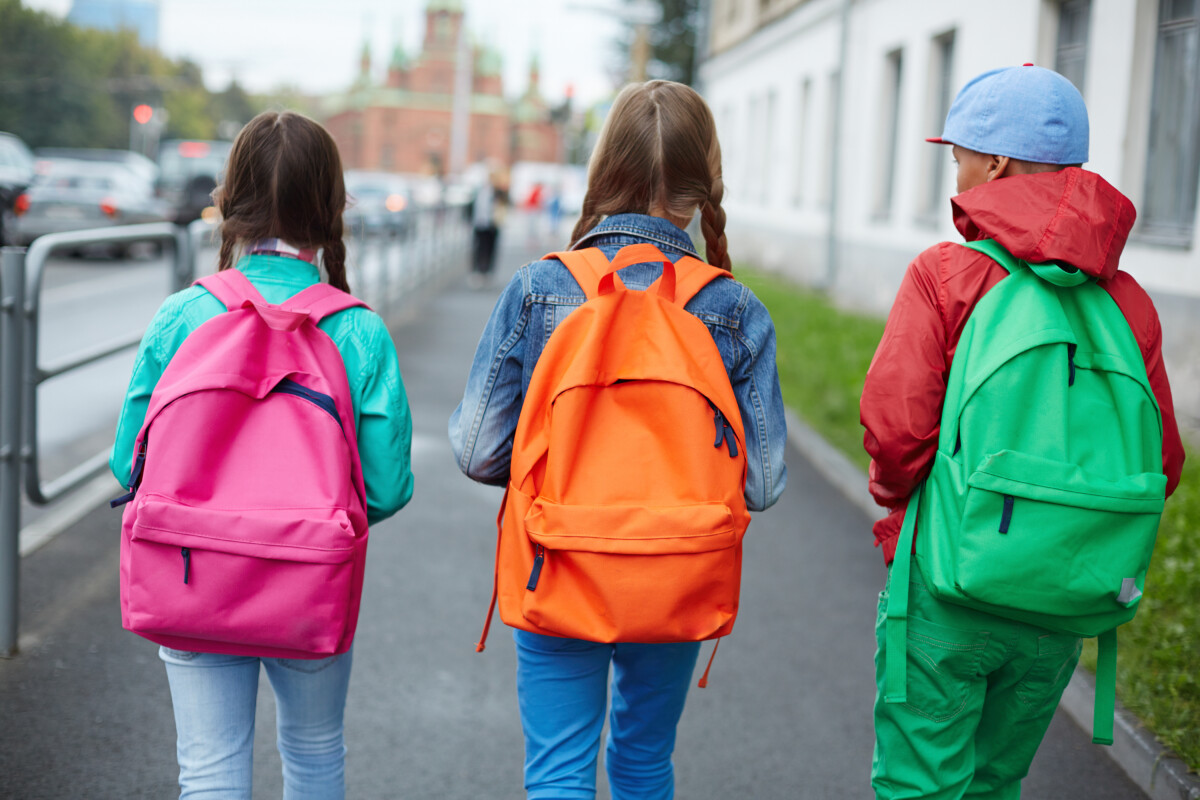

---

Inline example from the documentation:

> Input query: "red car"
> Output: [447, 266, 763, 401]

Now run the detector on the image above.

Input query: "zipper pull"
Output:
[526, 545, 545, 591]
[724, 423, 738, 458]
[713, 407, 726, 449]
[181, 548, 191, 584]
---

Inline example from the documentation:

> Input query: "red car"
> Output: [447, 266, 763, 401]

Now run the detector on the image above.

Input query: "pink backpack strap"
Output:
[195, 270, 266, 311]
[282, 283, 368, 324]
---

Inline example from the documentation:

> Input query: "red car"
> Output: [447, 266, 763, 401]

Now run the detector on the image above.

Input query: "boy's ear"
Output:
[985, 155, 1011, 183]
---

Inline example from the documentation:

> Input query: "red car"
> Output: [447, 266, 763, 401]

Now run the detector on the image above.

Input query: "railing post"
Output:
[0, 247, 26, 657]
[172, 224, 193, 294]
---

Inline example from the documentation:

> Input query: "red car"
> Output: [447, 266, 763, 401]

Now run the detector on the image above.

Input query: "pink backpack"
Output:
[113, 270, 370, 659]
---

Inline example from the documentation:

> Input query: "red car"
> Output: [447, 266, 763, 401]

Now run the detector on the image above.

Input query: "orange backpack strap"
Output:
[546, 245, 726, 305]
[650, 254, 731, 307]
[544, 249, 625, 300]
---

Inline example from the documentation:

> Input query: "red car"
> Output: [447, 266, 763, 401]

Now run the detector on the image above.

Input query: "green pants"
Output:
[872, 562, 1082, 800]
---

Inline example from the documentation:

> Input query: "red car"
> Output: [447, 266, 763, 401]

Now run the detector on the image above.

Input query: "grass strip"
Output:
[740, 265, 1200, 770]
[738, 267, 883, 472]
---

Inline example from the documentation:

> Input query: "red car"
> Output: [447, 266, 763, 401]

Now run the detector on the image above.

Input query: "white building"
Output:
[700, 0, 1200, 431]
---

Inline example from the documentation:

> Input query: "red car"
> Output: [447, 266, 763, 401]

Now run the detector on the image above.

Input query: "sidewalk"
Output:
[0, 228, 1149, 798]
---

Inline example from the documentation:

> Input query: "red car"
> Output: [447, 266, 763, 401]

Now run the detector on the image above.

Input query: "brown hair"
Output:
[212, 111, 350, 292]
[570, 80, 731, 271]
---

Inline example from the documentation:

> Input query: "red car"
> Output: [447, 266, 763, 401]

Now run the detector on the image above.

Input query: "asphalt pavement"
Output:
[0, 222, 1148, 798]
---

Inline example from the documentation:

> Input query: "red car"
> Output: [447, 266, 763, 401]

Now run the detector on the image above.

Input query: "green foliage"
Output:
[737, 267, 884, 470]
[623, 0, 700, 85]
[743, 263, 1200, 770]
[0, 0, 260, 149]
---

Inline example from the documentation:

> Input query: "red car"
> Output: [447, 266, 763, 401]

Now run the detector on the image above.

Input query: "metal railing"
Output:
[0, 204, 469, 656]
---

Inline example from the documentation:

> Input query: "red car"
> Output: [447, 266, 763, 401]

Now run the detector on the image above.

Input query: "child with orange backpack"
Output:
[450, 80, 788, 800]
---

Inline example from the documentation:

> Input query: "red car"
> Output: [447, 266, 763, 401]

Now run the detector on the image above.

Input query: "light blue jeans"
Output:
[513, 630, 701, 800]
[159, 646, 354, 800]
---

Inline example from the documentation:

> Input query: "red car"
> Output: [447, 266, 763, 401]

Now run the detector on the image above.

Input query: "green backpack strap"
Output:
[883, 481, 922, 704]
[1093, 629, 1118, 745]
[962, 239, 1091, 287]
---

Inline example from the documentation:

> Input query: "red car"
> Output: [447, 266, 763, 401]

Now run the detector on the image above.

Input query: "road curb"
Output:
[782, 408, 1200, 799]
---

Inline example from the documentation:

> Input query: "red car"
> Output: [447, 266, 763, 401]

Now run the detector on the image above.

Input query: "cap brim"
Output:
[925, 137, 951, 144]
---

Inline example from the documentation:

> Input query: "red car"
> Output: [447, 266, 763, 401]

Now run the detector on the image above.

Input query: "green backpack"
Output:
[883, 238, 1167, 745]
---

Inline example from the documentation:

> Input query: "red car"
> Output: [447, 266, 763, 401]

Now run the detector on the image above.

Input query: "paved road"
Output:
[0, 224, 1146, 798]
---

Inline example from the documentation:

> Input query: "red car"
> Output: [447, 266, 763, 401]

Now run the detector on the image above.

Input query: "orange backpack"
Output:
[476, 243, 752, 667]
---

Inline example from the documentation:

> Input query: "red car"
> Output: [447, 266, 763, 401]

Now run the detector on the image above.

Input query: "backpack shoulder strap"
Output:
[194, 269, 266, 311]
[962, 238, 1020, 274]
[962, 239, 1091, 287]
[282, 283, 368, 324]
[653, 255, 730, 308]
[544, 248, 624, 300]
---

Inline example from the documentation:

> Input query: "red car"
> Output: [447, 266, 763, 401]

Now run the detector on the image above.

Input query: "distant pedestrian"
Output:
[861, 66, 1185, 799]
[110, 110, 414, 799]
[449, 80, 788, 800]
[471, 169, 506, 284]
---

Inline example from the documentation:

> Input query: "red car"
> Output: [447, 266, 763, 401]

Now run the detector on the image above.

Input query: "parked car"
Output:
[11, 158, 172, 253]
[35, 147, 159, 187]
[156, 139, 232, 225]
[0, 132, 36, 245]
[344, 170, 414, 239]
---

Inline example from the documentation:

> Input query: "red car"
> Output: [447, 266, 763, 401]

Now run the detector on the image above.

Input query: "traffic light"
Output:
[133, 104, 154, 125]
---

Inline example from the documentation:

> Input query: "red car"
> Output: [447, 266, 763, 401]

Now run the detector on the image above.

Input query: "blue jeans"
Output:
[159, 646, 354, 800]
[513, 630, 701, 800]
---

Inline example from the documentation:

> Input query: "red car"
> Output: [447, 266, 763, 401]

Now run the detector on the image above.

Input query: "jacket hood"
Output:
[951, 168, 1136, 280]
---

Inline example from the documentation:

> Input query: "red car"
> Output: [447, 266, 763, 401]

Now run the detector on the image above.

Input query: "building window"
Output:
[821, 70, 839, 210]
[1055, 0, 1091, 93]
[876, 48, 904, 218]
[762, 89, 776, 204]
[794, 78, 812, 207]
[747, 94, 762, 202]
[920, 31, 955, 221]
[1142, 0, 1200, 243]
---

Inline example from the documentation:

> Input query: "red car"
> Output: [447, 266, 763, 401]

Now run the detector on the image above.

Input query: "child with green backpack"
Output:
[861, 65, 1186, 799]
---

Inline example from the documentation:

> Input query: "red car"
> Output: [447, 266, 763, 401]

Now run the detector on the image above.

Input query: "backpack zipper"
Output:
[709, 403, 739, 458]
[181, 547, 191, 584]
[526, 545, 545, 590]
[110, 443, 147, 508]
[272, 378, 343, 430]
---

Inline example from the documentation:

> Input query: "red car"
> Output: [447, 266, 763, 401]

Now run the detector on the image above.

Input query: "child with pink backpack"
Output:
[110, 111, 413, 799]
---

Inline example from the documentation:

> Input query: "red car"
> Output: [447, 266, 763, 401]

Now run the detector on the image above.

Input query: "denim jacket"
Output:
[448, 213, 787, 511]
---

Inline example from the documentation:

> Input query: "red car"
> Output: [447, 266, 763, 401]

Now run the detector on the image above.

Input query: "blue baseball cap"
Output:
[927, 64, 1089, 165]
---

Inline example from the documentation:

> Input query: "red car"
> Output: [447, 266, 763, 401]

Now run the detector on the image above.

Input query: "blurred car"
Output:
[35, 147, 159, 186]
[0, 132, 36, 245]
[156, 139, 232, 225]
[344, 170, 414, 239]
[11, 158, 172, 251]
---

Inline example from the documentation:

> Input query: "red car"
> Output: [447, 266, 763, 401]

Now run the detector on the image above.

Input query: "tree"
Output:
[0, 0, 233, 150]
[623, 0, 701, 86]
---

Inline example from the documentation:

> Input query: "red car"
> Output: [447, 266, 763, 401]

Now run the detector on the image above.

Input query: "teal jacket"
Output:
[110, 254, 414, 526]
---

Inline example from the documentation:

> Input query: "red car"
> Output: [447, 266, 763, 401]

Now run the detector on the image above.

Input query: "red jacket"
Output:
[860, 168, 1186, 564]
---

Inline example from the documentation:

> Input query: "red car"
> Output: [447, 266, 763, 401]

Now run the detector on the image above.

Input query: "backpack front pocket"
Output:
[951, 450, 1165, 631]
[520, 500, 743, 642]
[124, 498, 359, 655]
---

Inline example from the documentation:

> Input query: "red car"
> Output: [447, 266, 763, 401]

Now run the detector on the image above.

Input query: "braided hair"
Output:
[570, 80, 731, 272]
[212, 111, 351, 292]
